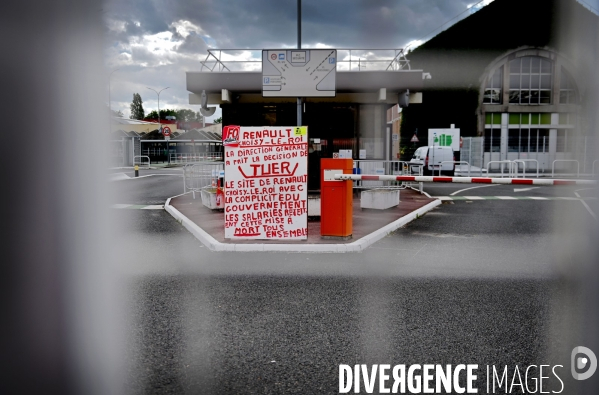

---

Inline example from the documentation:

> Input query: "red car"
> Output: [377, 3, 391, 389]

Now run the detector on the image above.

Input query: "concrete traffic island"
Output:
[166, 188, 440, 252]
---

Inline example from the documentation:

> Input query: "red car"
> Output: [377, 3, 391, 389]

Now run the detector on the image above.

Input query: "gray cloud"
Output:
[105, 0, 485, 120]
[108, 0, 599, 120]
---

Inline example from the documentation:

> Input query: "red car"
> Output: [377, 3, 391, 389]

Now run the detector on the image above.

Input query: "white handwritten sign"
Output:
[224, 126, 308, 239]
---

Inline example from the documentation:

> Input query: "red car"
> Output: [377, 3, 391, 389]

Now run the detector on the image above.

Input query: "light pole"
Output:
[147, 86, 170, 163]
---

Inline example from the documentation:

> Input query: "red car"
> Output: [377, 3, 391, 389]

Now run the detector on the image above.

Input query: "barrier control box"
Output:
[320, 158, 353, 238]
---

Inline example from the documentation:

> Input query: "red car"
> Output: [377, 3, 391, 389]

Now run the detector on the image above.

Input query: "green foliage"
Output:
[144, 108, 204, 122]
[176, 109, 203, 122]
[213, 117, 222, 124]
[129, 93, 145, 120]
[145, 109, 176, 120]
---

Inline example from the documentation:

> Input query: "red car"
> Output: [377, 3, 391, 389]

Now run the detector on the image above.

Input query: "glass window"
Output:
[509, 113, 520, 124]
[540, 75, 551, 89]
[556, 129, 567, 152]
[484, 129, 501, 153]
[521, 57, 531, 73]
[521, 113, 529, 124]
[531, 57, 540, 73]
[521, 75, 530, 89]
[520, 129, 530, 152]
[508, 130, 520, 152]
[529, 128, 539, 152]
[485, 113, 501, 124]
[484, 89, 501, 104]
[540, 91, 551, 104]
[541, 59, 551, 74]
[538, 130, 549, 152]
[491, 130, 501, 152]
[510, 75, 520, 89]
[510, 58, 521, 73]
[484, 129, 492, 152]
[530, 75, 540, 89]
[509, 56, 552, 105]
[540, 113, 552, 124]
[483, 67, 503, 104]
[509, 90, 520, 104]
[560, 67, 578, 104]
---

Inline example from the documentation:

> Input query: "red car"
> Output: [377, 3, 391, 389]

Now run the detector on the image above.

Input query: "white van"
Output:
[409, 146, 455, 176]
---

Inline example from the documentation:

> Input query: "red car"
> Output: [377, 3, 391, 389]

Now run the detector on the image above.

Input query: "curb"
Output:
[165, 197, 441, 253]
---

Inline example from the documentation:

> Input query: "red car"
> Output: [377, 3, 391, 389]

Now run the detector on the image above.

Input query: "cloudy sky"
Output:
[104, 0, 599, 122]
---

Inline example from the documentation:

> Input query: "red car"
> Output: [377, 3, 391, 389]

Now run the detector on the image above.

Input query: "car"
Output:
[409, 146, 455, 176]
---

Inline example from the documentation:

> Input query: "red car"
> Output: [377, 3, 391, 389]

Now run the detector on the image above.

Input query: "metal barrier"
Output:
[486, 160, 517, 178]
[552, 160, 580, 178]
[439, 161, 471, 177]
[513, 159, 539, 178]
[352, 160, 412, 189]
[170, 153, 223, 164]
[199, 48, 411, 72]
[183, 162, 224, 197]
[335, 173, 597, 186]
[133, 155, 151, 168]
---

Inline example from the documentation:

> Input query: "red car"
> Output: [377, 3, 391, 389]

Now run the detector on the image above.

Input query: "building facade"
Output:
[402, 0, 598, 172]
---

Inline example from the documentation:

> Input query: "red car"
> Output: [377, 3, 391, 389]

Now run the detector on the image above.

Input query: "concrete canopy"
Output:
[187, 70, 426, 105]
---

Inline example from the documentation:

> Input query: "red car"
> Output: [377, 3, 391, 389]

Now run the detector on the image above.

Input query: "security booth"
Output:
[186, 48, 428, 190]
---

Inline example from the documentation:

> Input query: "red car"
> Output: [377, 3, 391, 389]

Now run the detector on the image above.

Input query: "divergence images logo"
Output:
[571, 346, 597, 380]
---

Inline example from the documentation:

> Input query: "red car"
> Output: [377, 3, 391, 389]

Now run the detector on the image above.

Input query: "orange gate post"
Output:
[320, 158, 353, 239]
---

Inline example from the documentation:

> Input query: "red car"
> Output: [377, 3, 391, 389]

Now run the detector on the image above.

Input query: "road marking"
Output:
[411, 231, 472, 238]
[110, 204, 164, 209]
[574, 188, 598, 220]
[514, 187, 540, 192]
[449, 184, 500, 196]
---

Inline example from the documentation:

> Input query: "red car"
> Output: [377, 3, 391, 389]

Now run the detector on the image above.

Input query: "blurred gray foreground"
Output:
[1, 1, 599, 394]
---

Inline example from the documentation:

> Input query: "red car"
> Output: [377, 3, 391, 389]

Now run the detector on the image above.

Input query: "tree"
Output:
[144, 108, 204, 124]
[111, 109, 124, 117]
[130, 93, 145, 120]
[176, 108, 203, 123]
[145, 108, 178, 121]
[213, 117, 222, 124]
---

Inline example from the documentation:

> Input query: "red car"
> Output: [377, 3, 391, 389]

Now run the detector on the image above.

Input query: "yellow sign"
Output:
[294, 126, 307, 136]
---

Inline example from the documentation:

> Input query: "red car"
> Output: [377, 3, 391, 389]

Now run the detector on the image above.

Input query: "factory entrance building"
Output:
[186, 49, 429, 189]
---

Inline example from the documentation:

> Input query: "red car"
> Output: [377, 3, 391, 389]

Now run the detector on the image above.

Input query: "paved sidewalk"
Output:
[169, 188, 436, 246]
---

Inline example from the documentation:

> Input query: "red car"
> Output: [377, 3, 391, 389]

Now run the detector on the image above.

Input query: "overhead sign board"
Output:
[262, 49, 336, 97]
[223, 126, 308, 240]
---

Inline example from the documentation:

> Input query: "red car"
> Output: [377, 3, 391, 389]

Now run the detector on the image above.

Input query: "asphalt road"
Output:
[109, 168, 599, 394]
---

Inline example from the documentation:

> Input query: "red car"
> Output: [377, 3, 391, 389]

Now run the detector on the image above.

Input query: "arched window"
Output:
[508, 56, 552, 105]
[483, 66, 503, 104]
[560, 67, 578, 104]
